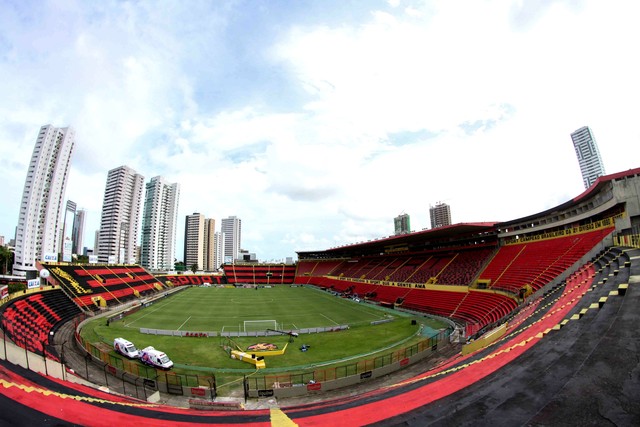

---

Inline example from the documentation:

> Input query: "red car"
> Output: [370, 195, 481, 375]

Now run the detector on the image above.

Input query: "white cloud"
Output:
[1, 0, 639, 262]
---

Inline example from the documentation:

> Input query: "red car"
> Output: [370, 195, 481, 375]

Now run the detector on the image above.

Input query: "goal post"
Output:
[243, 319, 279, 333]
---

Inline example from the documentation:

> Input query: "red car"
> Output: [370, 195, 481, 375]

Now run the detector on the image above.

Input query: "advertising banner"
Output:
[63, 239, 73, 262]
[27, 279, 40, 289]
[43, 253, 58, 262]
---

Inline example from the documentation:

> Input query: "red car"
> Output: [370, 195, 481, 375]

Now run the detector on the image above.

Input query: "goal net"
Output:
[243, 319, 279, 333]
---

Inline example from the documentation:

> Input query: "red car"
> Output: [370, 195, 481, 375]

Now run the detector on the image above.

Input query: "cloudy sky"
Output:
[1, 0, 639, 262]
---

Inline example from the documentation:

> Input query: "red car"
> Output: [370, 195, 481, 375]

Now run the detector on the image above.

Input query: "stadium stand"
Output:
[295, 259, 344, 283]
[296, 245, 495, 287]
[223, 264, 296, 285]
[42, 263, 163, 311]
[478, 227, 615, 293]
[296, 223, 614, 338]
[161, 274, 223, 286]
[0, 290, 81, 360]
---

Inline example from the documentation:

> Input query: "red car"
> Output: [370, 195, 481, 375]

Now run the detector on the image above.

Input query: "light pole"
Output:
[0, 322, 7, 361]
[207, 377, 216, 401]
[60, 340, 67, 381]
[23, 334, 29, 370]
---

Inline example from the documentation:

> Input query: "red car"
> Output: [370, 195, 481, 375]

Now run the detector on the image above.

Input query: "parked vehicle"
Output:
[139, 346, 173, 370]
[113, 337, 140, 359]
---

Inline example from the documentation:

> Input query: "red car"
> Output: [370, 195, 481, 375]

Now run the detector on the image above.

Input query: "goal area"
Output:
[243, 320, 280, 333]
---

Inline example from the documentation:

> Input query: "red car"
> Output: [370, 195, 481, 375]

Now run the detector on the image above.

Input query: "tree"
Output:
[190, 263, 198, 274]
[8, 282, 25, 293]
[0, 246, 14, 275]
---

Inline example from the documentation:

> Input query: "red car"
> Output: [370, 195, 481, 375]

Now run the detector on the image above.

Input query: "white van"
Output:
[139, 346, 174, 370]
[113, 338, 140, 359]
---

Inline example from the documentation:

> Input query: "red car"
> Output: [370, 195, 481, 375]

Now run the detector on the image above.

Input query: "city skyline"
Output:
[2, 2, 640, 261]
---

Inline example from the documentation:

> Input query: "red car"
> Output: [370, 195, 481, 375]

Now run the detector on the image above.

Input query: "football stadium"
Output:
[1, 167, 640, 425]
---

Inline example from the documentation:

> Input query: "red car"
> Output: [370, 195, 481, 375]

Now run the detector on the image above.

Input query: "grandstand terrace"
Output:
[0, 289, 81, 359]
[40, 263, 164, 311]
[297, 223, 615, 336]
[160, 273, 223, 286]
[223, 263, 296, 285]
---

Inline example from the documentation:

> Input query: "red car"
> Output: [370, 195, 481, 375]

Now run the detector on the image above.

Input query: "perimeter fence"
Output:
[75, 326, 451, 399]
[245, 329, 448, 394]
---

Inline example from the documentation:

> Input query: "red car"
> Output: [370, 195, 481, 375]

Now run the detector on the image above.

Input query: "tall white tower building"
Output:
[13, 125, 75, 277]
[213, 231, 225, 270]
[140, 176, 180, 271]
[97, 166, 145, 264]
[184, 213, 205, 271]
[571, 126, 606, 189]
[72, 208, 86, 255]
[221, 216, 241, 263]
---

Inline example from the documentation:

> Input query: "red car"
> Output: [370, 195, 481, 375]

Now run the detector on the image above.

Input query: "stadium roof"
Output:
[497, 166, 640, 228]
[299, 167, 640, 258]
[573, 166, 640, 203]
[298, 222, 498, 256]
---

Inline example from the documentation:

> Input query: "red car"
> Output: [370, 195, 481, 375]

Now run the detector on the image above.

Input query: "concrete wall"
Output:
[0, 337, 65, 380]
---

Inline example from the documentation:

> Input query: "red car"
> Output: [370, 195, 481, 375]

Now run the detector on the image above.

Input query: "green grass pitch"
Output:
[82, 286, 446, 374]
[124, 286, 393, 331]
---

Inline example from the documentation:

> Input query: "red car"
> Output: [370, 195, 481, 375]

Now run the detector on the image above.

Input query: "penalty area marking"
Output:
[123, 297, 176, 328]
[177, 315, 192, 331]
[320, 312, 339, 326]
[229, 298, 275, 304]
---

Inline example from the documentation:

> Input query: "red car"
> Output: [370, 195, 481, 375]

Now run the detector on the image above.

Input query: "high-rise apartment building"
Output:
[97, 166, 145, 264]
[394, 213, 411, 235]
[203, 218, 216, 271]
[213, 231, 225, 270]
[140, 176, 180, 271]
[13, 125, 75, 277]
[571, 126, 606, 189]
[72, 208, 86, 255]
[221, 216, 241, 263]
[429, 202, 451, 229]
[184, 213, 205, 271]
